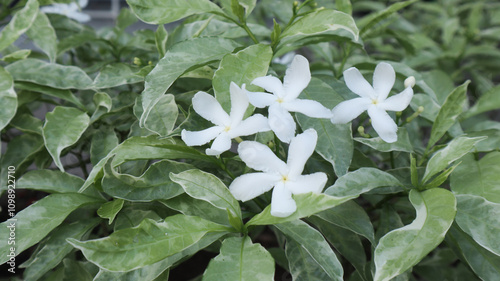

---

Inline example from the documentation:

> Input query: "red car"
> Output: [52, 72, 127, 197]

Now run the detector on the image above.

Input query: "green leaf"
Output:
[67, 215, 231, 271]
[90, 127, 119, 165]
[278, 9, 359, 50]
[355, 127, 413, 152]
[213, 44, 272, 112]
[139, 37, 239, 127]
[116, 8, 138, 30]
[102, 159, 192, 201]
[126, 0, 223, 24]
[246, 193, 353, 226]
[20, 219, 100, 281]
[0, 0, 39, 52]
[10, 111, 42, 135]
[143, 94, 178, 136]
[93, 63, 143, 89]
[97, 199, 125, 224]
[455, 194, 500, 257]
[14, 82, 85, 110]
[0, 49, 31, 62]
[26, 11, 58, 63]
[325, 167, 403, 197]
[219, 0, 256, 19]
[0, 65, 17, 131]
[160, 194, 230, 226]
[297, 78, 352, 177]
[373, 188, 457, 281]
[90, 92, 112, 122]
[427, 81, 469, 148]
[462, 85, 500, 120]
[155, 25, 168, 58]
[276, 220, 344, 281]
[0, 193, 103, 264]
[17, 170, 83, 194]
[42, 106, 90, 171]
[285, 239, 330, 281]
[203, 236, 275, 280]
[465, 130, 500, 152]
[357, 0, 417, 37]
[5, 59, 93, 90]
[336, 0, 352, 15]
[422, 136, 486, 184]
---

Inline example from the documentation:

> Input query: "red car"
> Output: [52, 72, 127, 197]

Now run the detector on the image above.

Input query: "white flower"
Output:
[181, 82, 270, 156]
[272, 52, 296, 66]
[331, 62, 415, 143]
[229, 129, 327, 217]
[246, 55, 333, 143]
[41, 0, 90, 23]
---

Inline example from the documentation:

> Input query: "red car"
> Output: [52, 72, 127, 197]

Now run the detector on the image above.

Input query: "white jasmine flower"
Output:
[331, 62, 415, 143]
[246, 55, 333, 143]
[181, 82, 270, 156]
[41, 0, 90, 23]
[229, 129, 327, 217]
[272, 52, 296, 66]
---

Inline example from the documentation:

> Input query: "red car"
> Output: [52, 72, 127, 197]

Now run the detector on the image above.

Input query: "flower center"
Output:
[224, 126, 231, 132]
[371, 99, 379, 105]
[281, 175, 289, 182]
[276, 97, 284, 104]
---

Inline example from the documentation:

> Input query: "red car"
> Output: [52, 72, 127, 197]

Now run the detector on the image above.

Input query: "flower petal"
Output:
[367, 106, 398, 143]
[229, 173, 281, 201]
[181, 127, 223, 146]
[246, 91, 276, 108]
[271, 182, 297, 217]
[343, 67, 377, 99]
[206, 132, 232, 155]
[331, 98, 371, 124]
[379, 86, 414, 112]
[283, 99, 333, 118]
[372, 62, 395, 101]
[229, 82, 249, 127]
[268, 104, 296, 143]
[286, 172, 327, 194]
[287, 129, 318, 177]
[192, 91, 230, 126]
[79, 0, 88, 8]
[228, 114, 270, 138]
[283, 55, 311, 100]
[70, 11, 91, 22]
[252, 76, 285, 98]
[238, 141, 288, 174]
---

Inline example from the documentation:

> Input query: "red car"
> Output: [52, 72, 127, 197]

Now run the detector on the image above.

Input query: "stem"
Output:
[218, 156, 235, 179]
[241, 23, 259, 44]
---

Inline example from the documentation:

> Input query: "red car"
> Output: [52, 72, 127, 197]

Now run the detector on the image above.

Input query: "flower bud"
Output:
[404, 76, 416, 88]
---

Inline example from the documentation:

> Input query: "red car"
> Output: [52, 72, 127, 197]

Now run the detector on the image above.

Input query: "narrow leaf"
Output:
[463, 85, 500, 119]
[0, 65, 17, 131]
[0, 0, 39, 52]
[97, 199, 125, 224]
[354, 128, 413, 153]
[285, 239, 330, 281]
[26, 11, 58, 62]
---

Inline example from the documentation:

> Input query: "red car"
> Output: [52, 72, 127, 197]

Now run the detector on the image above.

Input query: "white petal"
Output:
[268, 104, 296, 143]
[373, 62, 395, 101]
[70, 11, 90, 22]
[283, 99, 333, 118]
[343, 67, 377, 99]
[379, 86, 414, 112]
[228, 114, 270, 137]
[246, 91, 276, 108]
[229, 82, 249, 127]
[229, 173, 281, 201]
[192, 91, 230, 126]
[79, 0, 88, 8]
[283, 55, 311, 100]
[238, 141, 288, 174]
[367, 106, 398, 143]
[271, 182, 297, 217]
[252, 76, 285, 98]
[286, 172, 327, 194]
[181, 127, 223, 146]
[331, 98, 371, 124]
[40, 6, 60, 14]
[287, 129, 317, 177]
[206, 132, 232, 155]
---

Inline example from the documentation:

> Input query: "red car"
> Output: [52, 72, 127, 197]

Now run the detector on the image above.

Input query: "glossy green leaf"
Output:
[276, 220, 344, 281]
[26, 11, 58, 63]
[9, 111, 42, 135]
[357, 0, 417, 37]
[325, 167, 403, 197]
[5, 59, 93, 90]
[17, 170, 83, 193]
[0, 193, 103, 264]
[143, 94, 178, 136]
[139, 37, 239, 126]
[465, 130, 500, 152]
[373, 189, 457, 281]
[14, 82, 85, 109]
[336, 0, 353, 15]
[0, 0, 39, 52]
[126, 0, 223, 24]
[427, 81, 469, 148]
[90, 127, 119, 165]
[93, 63, 143, 89]
[355, 127, 413, 152]
[219, 0, 256, 18]
[463, 85, 500, 119]
[203, 236, 275, 280]
[97, 199, 125, 224]
[102, 159, 193, 201]
[42, 106, 90, 171]
[213, 43, 272, 111]
[246, 193, 353, 226]
[155, 25, 168, 58]
[68, 215, 231, 271]
[285, 239, 330, 281]
[0, 66, 17, 131]
[90, 92, 112, 122]
[455, 194, 500, 257]
[160, 194, 230, 226]
[422, 136, 486, 184]
[0, 49, 31, 62]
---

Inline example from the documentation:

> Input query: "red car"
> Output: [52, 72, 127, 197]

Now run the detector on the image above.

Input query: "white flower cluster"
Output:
[181, 55, 415, 217]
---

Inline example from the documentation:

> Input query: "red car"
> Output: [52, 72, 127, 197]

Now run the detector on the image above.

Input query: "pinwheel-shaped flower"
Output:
[181, 82, 270, 156]
[246, 55, 332, 143]
[41, 0, 90, 23]
[331, 62, 415, 143]
[229, 129, 327, 217]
